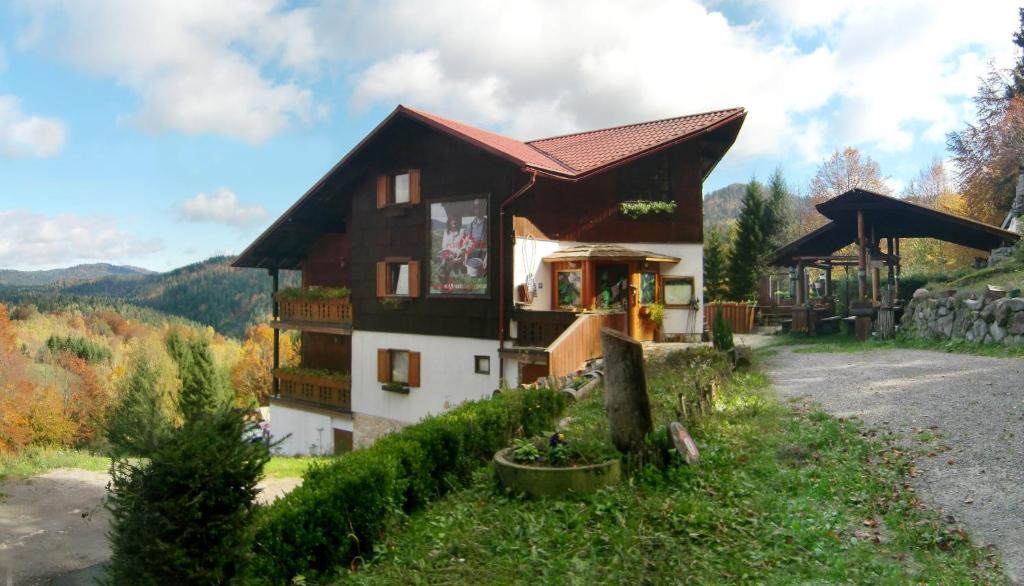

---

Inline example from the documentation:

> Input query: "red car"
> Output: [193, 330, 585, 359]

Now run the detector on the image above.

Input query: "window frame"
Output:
[638, 270, 659, 307]
[376, 169, 421, 208]
[474, 355, 491, 375]
[377, 348, 421, 389]
[663, 276, 696, 308]
[376, 258, 421, 298]
[555, 269, 584, 309]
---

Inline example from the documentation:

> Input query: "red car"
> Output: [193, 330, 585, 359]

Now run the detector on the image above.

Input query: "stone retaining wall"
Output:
[903, 292, 1024, 345]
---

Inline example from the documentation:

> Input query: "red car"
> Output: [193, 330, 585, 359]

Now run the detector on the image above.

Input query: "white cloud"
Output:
[178, 188, 267, 228]
[0, 210, 162, 268]
[17, 0, 320, 143]
[0, 95, 67, 158]
[326, 0, 1019, 160]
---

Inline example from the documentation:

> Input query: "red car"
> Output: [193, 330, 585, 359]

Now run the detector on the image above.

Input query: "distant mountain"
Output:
[703, 183, 747, 234]
[0, 263, 154, 287]
[0, 256, 298, 338]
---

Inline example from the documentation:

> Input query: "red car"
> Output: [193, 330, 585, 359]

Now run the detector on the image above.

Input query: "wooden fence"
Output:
[704, 302, 756, 334]
[547, 312, 627, 379]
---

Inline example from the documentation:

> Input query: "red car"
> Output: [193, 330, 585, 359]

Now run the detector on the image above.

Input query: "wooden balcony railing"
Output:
[547, 312, 627, 379]
[276, 296, 353, 327]
[273, 369, 351, 411]
[513, 310, 578, 348]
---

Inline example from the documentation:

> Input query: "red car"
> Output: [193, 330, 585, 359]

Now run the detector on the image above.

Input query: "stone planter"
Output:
[493, 447, 621, 498]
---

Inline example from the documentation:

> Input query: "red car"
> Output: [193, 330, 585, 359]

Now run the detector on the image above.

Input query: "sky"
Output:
[0, 0, 1019, 271]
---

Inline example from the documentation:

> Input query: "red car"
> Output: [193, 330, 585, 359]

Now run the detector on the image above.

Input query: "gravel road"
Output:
[0, 469, 300, 585]
[766, 346, 1024, 584]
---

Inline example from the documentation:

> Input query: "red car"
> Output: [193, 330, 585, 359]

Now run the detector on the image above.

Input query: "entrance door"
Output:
[630, 267, 660, 342]
[595, 263, 630, 331]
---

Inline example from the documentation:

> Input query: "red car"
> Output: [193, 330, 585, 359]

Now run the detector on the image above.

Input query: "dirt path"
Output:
[766, 346, 1024, 584]
[0, 469, 300, 585]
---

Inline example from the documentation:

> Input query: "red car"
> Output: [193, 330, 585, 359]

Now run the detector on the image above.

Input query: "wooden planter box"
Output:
[274, 369, 351, 411]
[277, 295, 352, 325]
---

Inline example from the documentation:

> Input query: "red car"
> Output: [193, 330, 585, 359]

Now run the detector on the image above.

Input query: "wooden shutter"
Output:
[409, 169, 421, 204]
[376, 175, 388, 208]
[407, 261, 420, 298]
[376, 261, 387, 297]
[377, 349, 390, 383]
[408, 351, 421, 387]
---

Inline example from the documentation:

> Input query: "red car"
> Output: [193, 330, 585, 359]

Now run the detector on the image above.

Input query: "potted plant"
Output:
[493, 432, 621, 498]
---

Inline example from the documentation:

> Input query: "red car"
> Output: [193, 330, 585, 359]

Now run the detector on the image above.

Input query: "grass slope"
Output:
[774, 332, 1024, 359]
[339, 358, 1004, 585]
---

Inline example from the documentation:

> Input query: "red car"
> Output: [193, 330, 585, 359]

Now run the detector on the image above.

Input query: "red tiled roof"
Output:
[401, 106, 574, 175]
[527, 108, 745, 174]
[400, 105, 745, 179]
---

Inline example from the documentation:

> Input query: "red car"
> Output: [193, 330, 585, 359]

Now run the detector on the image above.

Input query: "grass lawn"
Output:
[0, 446, 323, 483]
[337, 355, 1004, 585]
[774, 331, 1024, 358]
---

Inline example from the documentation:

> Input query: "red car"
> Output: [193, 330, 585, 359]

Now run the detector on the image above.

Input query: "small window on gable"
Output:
[392, 172, 410, 204]
[377, 170, 421, 208]
[664, 277, 695, 307]
[376, 260, 420, 298]
[474, 355, 490, 375]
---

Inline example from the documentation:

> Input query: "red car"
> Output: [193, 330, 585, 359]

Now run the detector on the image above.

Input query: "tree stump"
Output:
[601, 328, 653, 454]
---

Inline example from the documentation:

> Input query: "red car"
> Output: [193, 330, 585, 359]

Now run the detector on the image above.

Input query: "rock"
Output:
[730, 345, 753, 368]
[964, 298, 984, 311]
[981, 303, 996, 322]
[993, 298, 1012, 325]
[989, 246, 1014, 266]
[913, 288, 930, 300]
[938, 314, 954, 337]
[972, 319, 988, 340]
[991, 322, 1007, 342]
[1008, 298, 1024, 312]
[938, 305, 949, 317]
[1008, 311, 1024, 336]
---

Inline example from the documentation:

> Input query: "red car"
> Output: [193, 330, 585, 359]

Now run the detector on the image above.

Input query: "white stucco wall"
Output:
[351, 331, 501, 424]
[512, 237, 704, 336]
[268, 400, 352, 456]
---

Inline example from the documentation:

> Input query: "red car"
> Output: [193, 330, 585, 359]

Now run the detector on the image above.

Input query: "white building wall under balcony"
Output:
[267, 400, 352, 456]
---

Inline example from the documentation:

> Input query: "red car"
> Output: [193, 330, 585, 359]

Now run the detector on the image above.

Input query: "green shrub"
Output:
[712, 306, 734, 351]
[276, 286, 351, 301]
[106, 408, 271, 585]
[251, 387, 566, 583]
[44, 335, 112, 363]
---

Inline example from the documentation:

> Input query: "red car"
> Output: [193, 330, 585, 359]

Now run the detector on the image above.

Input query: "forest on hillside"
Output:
[0, 300, 297, 457]
[0, 257, 298, 339]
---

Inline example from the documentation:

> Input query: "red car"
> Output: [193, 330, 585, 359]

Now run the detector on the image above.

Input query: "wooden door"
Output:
[630, 265, 660, 342]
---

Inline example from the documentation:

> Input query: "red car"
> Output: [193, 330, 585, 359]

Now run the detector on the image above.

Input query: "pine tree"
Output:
[105, 358, 172, 457]
[726, 180, 767, 301]
[703, 227, 728, 302]
[1011, 7, 1024, 98]
[167, 332, 228, 422]
[763, 168, 794, 249]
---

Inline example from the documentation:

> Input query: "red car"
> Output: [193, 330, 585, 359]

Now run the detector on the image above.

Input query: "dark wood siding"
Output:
[302, 233, 350, 288]
[346, 118, 520, 340]
[301, 332, 351, 373]
[512, 140, 704, 243]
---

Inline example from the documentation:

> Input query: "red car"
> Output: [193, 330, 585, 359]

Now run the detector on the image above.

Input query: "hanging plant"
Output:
[620, 200, 677, 219]
[380, 297, 405, 310]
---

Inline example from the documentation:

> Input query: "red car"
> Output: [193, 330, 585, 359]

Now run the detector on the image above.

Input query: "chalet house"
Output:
[234, 105, 746, 455]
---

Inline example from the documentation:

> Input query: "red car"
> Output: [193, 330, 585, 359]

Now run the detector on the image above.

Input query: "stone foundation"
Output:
[352, 412, 408, 449]
[903, 292, 1024, 345]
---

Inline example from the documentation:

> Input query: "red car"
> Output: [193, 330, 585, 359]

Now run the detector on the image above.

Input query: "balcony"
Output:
[273, 367, 351, 412]
[272, 287, 353, 334]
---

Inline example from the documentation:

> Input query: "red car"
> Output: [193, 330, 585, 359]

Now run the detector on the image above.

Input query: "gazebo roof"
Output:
[770, 189, 1019, 266]
[543, 243, 680, 263]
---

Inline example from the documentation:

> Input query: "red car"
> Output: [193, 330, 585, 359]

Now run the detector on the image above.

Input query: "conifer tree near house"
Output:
[105, 358, 171, 457]
[1011, 7, 1024, 98]
[167, 332, 229, 422]
[726, 180, 767, 301]
[763, 168, 794, 249]
[703, 227, 728, 302]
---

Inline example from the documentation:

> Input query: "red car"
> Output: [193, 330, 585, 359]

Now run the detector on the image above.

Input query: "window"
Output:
[376, 260, 420, 297]
[376, 169, 421, 207]
[616, 153, 671, 202]
[377, 348, 421, 388]
[556, 270, 582, 308]
[664, 277, 695, 307]
[474, 355, 490, 375]
[639, 271, 658, 305]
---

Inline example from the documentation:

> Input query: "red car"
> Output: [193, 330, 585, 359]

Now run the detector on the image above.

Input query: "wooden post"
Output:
[271, 268, 280, 396]
[857, 211, 867, 302]
[601, 328, 653, 454]
[886, 237, 895, 292]
[871, 252, 880, 303]
[824, 264, 832, 298]
[894, 238, 901, 301]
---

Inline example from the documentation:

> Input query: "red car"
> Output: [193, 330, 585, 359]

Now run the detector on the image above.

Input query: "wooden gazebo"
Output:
[770, 189, 1019, 337]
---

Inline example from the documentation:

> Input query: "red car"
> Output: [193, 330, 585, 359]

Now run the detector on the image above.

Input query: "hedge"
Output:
[251, 386, 566, 583]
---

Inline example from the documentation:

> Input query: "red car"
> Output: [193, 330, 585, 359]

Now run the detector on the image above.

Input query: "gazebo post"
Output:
[871, 250, 880, 303]
[857, 211, 867, 302]
[886, 237, 895, 294]
[795, 261, 805, 305]
[824, 263, 832, 297]
[894, 238, 901, 300]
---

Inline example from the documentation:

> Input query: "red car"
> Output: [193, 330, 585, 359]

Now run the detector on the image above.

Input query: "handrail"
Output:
[273, 369, 351, 411]
[276, 297, 353, 325]
[546, 312, 627, 379]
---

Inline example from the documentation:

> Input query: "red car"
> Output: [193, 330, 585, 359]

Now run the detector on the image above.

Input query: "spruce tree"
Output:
[703, 227, 728, 302]
[167, 332, 228, 422]
[105, 358, 172, 457]
[726, 180, 767, 301]
[1011, 7, 1024, 98]
[764, 168, 794, 249]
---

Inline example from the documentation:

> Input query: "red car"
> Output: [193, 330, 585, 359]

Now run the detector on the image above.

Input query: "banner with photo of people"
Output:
[429, 197, 488, 296]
